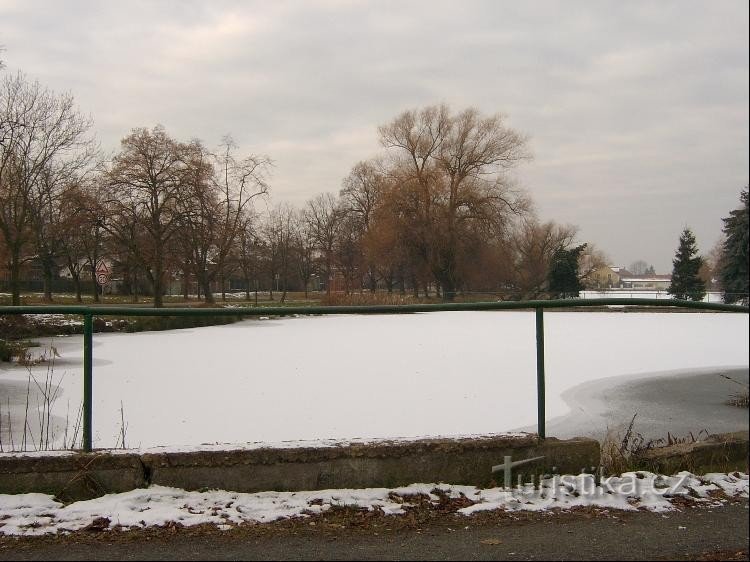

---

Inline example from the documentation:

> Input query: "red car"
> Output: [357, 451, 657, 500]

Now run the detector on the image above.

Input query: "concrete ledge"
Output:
[637, 431, 749, 474]
[0, 435, 600, 500]
[0, 453, 146, 502]
[142, 435, 600, 492]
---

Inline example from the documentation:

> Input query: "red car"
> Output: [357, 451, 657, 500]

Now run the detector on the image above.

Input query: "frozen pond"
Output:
[1, 310, 748, 450]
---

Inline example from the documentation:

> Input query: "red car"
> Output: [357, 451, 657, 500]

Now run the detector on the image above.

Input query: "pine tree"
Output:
[668, 228, 706, 301]
[548, 243, 586, 298]
[719, 188, 749, 304]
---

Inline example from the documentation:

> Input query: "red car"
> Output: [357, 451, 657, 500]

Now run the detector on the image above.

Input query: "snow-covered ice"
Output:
[1, 310, 747, 450]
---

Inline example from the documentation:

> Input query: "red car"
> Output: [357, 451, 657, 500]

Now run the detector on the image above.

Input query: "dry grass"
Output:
[726, 391, 749, 408]
[600, 414, 711, 474]
[320, 292, 438, 306]
[719, 373, 749, 408]
[0, 344, 127, 453]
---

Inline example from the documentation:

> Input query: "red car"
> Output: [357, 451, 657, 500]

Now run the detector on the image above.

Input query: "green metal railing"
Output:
[2, 298, 747, 452]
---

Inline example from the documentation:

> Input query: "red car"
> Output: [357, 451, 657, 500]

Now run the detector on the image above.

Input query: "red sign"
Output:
[95, 261, 110, 286]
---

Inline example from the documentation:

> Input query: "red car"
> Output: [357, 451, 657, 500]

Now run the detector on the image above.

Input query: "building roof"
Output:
[609, 266, 633, 277]
[621, 275, 672, 282]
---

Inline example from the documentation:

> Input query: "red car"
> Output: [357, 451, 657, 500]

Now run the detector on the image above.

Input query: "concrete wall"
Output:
[0, 453, 146, 502]
[3, 432, 747, 503]
[0, 435, 598, 501]
[142, 435, 599, 493]
[637, 431, 749, 475]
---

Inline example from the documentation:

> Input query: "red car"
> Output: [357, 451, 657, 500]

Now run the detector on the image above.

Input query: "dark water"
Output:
[514, 367, 749, 442]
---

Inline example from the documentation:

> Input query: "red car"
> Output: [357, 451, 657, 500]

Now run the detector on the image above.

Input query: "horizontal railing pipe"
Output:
[1, 298, 747, 317]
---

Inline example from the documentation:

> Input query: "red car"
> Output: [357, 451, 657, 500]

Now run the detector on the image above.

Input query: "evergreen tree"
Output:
[719, 188, 749, 304]
[548, 243, 586, 298]
[668, 228, 706, 301]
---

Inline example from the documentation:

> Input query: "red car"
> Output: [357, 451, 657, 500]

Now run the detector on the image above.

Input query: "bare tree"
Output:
[628, 260, 649, 276]
[699, 237, 724, 291]
[292, 209, 316, 298]
[53, 179, 110, 303]
[234, 210, 263, 301]
[28, 162, 97, 301]
[105, 126, 189, 307]
[0, 72, 94, 304]
[378, 105, 530, 299]
[340, 159, 385, 291]
[305, 193, 345, 296]
[579, 244, 610, 288]
[511, 219, 577, 298]
[266, 203, 296, 302]
[178, 137, 270, 303]
[29, 166, 73, 301]
[101, 181, 146, 303]
[334, 211, 363, 294]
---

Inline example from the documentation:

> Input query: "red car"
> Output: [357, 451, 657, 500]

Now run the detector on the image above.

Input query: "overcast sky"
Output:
[1, 0, 748, 272]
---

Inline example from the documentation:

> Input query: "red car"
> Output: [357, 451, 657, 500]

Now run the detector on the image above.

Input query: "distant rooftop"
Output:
[621, 275, 672, 281]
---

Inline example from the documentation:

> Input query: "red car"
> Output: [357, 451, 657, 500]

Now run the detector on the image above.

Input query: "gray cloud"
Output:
[1, 0, 747, 271]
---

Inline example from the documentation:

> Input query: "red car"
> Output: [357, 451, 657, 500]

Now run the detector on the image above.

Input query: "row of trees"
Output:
[3, 49, 747, 307]
[0, 72, 96, 305]
[3, 69, 608, 306]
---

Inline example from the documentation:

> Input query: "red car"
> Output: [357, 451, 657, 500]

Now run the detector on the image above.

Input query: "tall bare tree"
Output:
[578, 244, 610, 289]
[305, 193, 344, 296]
[340, 159, 385, 291]
[292, 209, 316, 298]
[185, 137, 270, 303]
[378, 105, 530, 299]
[57, 183, 99, 302]
[510, 219, 577, 298]
[266, 203, 296, 302]
[234, 209, 263, 301]
[106, 126, 189, 307]
[0, 72, 94, 304]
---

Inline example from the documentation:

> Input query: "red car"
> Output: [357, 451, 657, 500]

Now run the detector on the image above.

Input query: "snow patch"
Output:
[0, 472, 746, 536]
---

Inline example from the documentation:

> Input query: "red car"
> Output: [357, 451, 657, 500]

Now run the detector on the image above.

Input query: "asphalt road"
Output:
[1, 501, 747, 561]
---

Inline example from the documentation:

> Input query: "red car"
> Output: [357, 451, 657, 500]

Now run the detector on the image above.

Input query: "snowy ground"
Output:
[0, 311, 747, 450]
[0, 471, 747, 536]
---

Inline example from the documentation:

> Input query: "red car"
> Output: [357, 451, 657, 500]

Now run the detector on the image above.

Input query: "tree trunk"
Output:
[201, 271, 214, 305]
[182, 267, 190, 301]
[153, 253, 164, 308]
[42, 258, 54, 302]
[325, 254, 333, 296]
[10, 246, 22, 306]
[440, 274, 456, 301]
[72, 272, 82, 303]
[131, 270, 137, 302]
[384, 274, 393, 294]
[89, 263, 100, 304]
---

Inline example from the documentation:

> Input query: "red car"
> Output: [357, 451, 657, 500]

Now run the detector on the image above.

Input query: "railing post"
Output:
[83, 312, 93, 452]
[535, 307, 546, 440]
